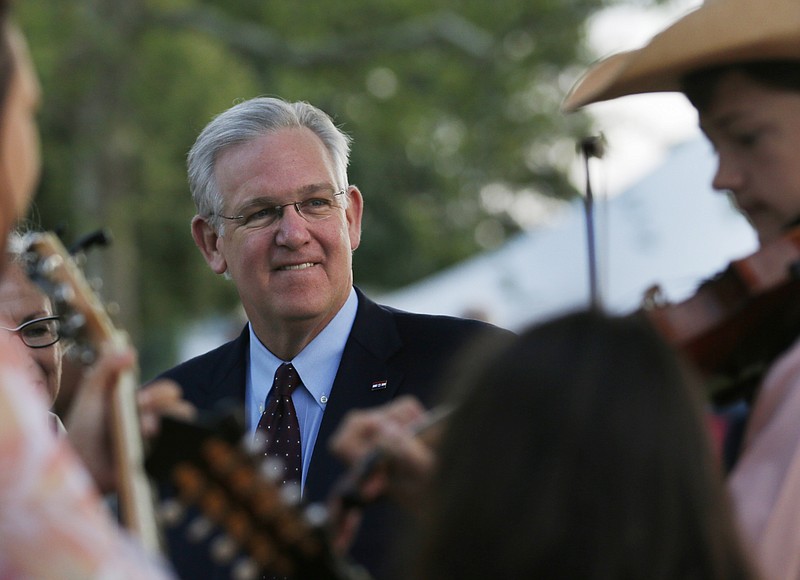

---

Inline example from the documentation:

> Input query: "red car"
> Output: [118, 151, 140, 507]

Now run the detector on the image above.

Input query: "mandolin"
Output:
[145, 407, 372, 580]
[20, 231, 162, 553]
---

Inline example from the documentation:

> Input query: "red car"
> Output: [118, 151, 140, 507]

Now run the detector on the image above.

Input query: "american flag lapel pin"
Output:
[371, 380, 388, 391]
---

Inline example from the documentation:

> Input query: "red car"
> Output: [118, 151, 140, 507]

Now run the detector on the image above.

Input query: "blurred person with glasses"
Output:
[0, 1, 187, 574]
[156, 96, 511, 579]
[0, 239, 62, 411]
[0, 230, 195, 498]
[2, 315, 60, 347]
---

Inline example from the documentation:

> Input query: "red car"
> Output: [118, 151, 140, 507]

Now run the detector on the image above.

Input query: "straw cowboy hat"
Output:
[562, 0, 800, 112]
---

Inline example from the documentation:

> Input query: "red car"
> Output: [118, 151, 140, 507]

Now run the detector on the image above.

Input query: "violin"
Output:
[640, 226, 800, 405]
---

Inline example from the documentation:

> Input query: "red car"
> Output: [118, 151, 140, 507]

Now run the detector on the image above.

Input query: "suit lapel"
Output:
[305, 290, 405, 501]
[198, 325, 249, 410]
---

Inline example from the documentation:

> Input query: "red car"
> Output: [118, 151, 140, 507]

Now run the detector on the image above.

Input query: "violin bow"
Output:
[579, 134, 606, 310]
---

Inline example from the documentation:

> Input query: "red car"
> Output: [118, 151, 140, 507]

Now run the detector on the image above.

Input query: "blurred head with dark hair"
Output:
[416, 309, 754, 580]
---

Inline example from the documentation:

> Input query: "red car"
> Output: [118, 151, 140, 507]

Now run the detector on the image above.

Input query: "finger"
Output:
[136, 380, 183, 408]
[383, 395, 427, 426]
[330, 396, 429, 465]
[385, 431, 436, 479]
[329, 410, 385, 464]
[137, 380, 196, 437]
[79, 344, 137, 396]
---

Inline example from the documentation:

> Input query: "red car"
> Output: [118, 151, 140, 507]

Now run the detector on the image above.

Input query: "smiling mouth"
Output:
[278, 262, 316, 271]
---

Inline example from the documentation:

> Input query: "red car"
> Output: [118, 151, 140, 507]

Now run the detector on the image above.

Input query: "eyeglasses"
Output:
[0, 315, 61, 348]
[217, 189, 347, 230]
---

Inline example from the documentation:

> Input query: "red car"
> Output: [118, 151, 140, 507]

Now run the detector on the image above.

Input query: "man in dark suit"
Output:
[158, 96, 509, 578]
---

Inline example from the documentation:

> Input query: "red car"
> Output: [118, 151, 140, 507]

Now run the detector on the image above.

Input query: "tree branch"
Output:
[152, 5, 495, 66]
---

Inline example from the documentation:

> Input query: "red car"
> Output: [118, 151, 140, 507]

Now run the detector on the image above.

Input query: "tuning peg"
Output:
[88, 276, 103, 292]
[156, 497, 186, 526]
[63, 344, 97, 366]
[53, 283, 76, 305]
[39, 253, 64, 276]
[71, 252, 87, 268]
[246, 431, 267, 456]
[231, 558, 260, 580]
[106, 302, 120, 317]
[303, 502, 329, 528]
[61, 312, 87, 337]
[259, 457, 286, 483]
[279, 481, 301, 507]
[68, 228, 112, 255]
[210, 533, 240, 565]
[186, 515, 214, 543]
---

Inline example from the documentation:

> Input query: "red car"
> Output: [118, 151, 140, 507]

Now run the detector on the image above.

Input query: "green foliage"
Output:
[16, 0, 622, 375]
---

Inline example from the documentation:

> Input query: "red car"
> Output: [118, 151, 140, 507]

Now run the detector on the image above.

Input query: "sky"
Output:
[579, 0, 703, 196]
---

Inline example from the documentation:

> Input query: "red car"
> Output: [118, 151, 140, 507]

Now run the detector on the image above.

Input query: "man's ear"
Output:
[345, 185, 364, 252]
[191, 215, 228, 275]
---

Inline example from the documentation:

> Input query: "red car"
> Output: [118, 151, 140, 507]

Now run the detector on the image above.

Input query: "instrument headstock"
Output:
[19, 230, 121, 363]
[146, 408, 369, 580]
[19, 230, 162, 553]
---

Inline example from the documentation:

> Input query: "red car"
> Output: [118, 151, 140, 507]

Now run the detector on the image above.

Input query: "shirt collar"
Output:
[248, 287, 358, 407]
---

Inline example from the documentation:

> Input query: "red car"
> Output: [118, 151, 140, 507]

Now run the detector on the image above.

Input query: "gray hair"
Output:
[188, 97, 353, 233]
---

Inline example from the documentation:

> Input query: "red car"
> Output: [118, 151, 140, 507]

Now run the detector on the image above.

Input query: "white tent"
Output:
[377, 138, 758, 331]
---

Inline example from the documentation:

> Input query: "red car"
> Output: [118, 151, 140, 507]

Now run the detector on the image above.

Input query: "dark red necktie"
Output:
[256, 363, 302, 485]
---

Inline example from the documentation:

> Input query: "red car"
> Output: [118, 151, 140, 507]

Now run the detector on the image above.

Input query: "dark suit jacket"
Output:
[157, 288, 511, 578]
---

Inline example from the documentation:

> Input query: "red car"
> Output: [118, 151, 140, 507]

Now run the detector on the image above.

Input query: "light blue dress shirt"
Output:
[246, 287, 358, 492]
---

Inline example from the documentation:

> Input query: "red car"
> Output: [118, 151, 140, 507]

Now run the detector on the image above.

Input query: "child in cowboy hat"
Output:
[564, 1, 800, 578]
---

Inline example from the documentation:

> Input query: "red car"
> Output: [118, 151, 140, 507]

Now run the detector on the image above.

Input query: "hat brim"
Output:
[562, 0, 800, 112]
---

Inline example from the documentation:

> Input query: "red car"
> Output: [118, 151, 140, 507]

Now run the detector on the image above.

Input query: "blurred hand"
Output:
[136, 379, 196, 440]
[63, 344, 195, 493]
[328, 395, 437, 554]
[331, 395, 426, 461]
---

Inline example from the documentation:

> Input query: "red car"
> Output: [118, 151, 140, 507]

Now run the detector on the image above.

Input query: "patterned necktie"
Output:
[256, 363, 302, 486]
